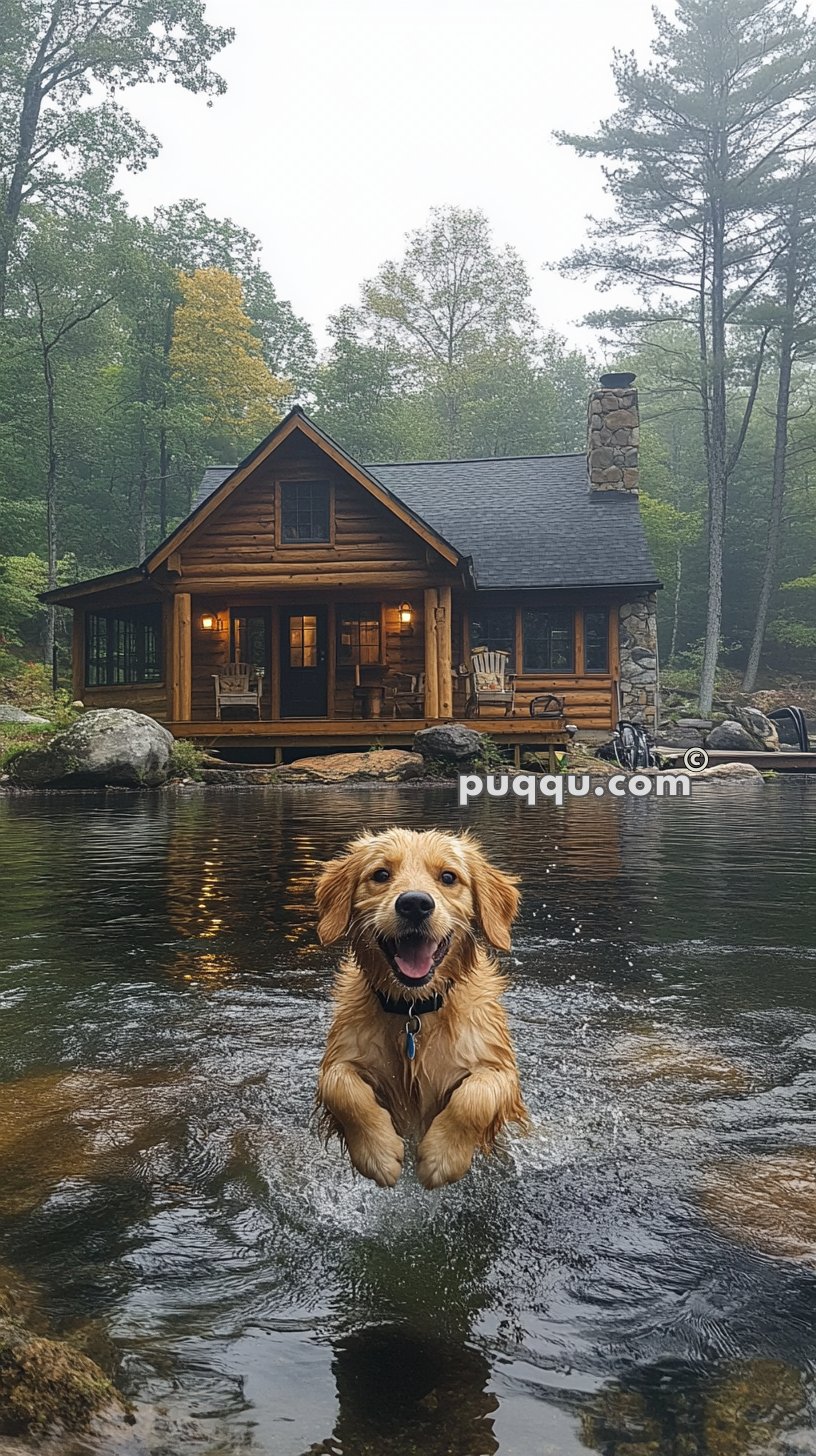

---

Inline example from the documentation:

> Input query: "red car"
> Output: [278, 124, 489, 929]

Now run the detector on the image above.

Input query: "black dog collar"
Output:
[375, 988, 445, 1017]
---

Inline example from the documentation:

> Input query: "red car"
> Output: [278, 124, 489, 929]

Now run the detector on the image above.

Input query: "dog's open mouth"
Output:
[377, 932, 452, 987]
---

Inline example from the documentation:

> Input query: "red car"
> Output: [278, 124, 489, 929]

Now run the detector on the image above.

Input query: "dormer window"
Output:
[279, 480, 331, 543]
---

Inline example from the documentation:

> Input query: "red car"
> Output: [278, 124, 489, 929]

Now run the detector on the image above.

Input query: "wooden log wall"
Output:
[176, 435, 460, 593]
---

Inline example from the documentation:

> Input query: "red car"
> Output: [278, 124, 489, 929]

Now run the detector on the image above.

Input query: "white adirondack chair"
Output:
[466, 648, 515, 717]
[212, 662, 264, 719]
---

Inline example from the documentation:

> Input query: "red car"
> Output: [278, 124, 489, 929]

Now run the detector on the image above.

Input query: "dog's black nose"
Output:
[395, 890, 435, 922]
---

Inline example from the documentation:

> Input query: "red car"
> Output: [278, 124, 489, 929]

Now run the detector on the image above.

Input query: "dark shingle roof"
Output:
[195, 452, 658, 591]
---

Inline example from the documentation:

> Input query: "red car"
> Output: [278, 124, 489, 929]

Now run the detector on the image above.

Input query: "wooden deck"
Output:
[658, 747, 816, 773]
[167, 716, 569, 761]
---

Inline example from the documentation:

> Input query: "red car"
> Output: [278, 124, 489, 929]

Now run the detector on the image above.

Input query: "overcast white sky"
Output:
[121, 0, 663, 354]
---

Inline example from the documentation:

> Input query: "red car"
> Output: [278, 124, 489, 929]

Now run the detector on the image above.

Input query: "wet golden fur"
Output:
[315, 827, 528, 1189]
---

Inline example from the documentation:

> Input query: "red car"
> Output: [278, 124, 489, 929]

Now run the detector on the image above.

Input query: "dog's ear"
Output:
[315, 853, 358, 944]
[465, 842, 520, 951]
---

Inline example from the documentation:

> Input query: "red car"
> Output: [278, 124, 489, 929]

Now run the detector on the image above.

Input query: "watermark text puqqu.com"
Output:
[458, 771, 691, 807]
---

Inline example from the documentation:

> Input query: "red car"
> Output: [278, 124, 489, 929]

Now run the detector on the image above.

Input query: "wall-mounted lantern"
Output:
[398, 601, 414, 633]
[200, 613, 224, 632]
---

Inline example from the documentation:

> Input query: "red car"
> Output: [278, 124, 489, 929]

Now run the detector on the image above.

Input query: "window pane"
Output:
[338, 608, 381, 666]
[469, 606, 514, 661]
[289, 615, 317, 668]
[584, 610, 609, 673]
[280, 481, 330, 543]
[522, 609, 574, 672]
[85, 605, 162, 687]
[233, 614, 267, 669]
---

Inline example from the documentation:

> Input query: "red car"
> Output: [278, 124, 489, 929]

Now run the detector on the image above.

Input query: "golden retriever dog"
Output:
[315, 828, 528, 1189]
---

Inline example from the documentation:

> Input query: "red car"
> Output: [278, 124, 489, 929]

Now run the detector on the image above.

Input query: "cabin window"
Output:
[338, 608, 381, 666]
[279, 481, 330, 543]
[469, 606, 515, 662]
[522, 608, 574, 673]
[584, 609, 609, 673]
[85, 605, 162, 687]
[231, 612, 268, 671]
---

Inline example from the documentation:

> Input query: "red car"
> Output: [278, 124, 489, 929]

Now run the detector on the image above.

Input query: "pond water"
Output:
[1, 782, 815, 1455]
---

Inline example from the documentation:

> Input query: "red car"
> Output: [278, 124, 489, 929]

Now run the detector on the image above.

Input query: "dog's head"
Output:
[315, 828, 519, 995]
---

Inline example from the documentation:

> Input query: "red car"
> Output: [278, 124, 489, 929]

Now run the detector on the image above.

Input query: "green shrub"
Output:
[168, 739, 205, 781]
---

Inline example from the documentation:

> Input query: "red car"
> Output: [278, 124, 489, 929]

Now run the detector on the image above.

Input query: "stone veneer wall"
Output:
[587, 385, 640, 493]
[619, 594, 658, 728]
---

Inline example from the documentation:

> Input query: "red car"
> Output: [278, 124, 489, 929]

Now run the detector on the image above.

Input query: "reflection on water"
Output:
[0, 783, 815, 1454]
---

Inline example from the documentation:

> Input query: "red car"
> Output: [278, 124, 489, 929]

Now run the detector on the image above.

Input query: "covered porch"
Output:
[171, 586, 462, 724]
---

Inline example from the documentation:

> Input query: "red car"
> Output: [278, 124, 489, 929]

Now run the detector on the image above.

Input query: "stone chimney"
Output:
[587, 372, 639, 494]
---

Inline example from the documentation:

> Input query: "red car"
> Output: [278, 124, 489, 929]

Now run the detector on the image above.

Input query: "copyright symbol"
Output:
[683, 748, 709, 772]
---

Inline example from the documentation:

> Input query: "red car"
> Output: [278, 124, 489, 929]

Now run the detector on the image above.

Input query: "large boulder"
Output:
[413, 724, 484, 762]
[729, 705, 780, 751]
[705, 720, 756, 752]
[8, 709, 173, 788]
[277, 749, 424, 783]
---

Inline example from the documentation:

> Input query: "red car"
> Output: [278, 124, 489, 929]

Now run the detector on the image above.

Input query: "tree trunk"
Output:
[670, 545, 682, 663]
[742, 202, 801, 692]
[0, 18, 53, 316]
[159, 297, 175, 537]
[699, 184, 728, 717]
[41, 346, 57, 666]
[138, 451, 148, 563]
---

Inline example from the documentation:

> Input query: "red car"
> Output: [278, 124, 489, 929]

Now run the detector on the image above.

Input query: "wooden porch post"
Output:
[71, 609, 84, 700]
[424, 588, 439, 719]
[436, 584, 453, 719]
[171, 592, 192, 722]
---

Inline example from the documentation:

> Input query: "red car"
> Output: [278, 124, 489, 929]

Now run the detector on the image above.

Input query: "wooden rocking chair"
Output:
[212, 662, 264, 720]
[466, 648, 516, 718]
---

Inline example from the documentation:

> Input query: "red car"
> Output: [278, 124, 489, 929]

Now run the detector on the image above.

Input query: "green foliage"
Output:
[314, 208, 594, 461]
[765, 617, 816, 649]
[168, 738, 205, 781]
[469, 734, 508, 773]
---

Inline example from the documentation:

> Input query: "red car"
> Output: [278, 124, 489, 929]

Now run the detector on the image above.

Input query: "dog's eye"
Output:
[371, 868, 391, 883]
[440, 870, 457, 885]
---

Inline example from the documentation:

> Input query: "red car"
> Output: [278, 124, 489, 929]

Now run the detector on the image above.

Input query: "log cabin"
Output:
[42, 373, 660, 758]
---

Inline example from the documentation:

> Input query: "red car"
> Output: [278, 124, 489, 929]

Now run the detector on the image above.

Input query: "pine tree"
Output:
[559, 0, 816, 713]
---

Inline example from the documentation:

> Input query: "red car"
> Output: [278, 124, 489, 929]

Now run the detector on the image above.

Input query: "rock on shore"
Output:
[7, 709, 173, 788]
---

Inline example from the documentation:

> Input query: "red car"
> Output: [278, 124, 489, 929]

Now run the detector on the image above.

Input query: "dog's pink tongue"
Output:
[394, 937, 438, 980]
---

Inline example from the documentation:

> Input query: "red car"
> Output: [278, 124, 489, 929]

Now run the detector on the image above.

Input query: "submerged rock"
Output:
[610, 1031, 752, 1093]
[0, 1324, 125, 1436]
[581, 1358, 808, 1456]
[7, 709, 173, 788]
[413, 724, 483, 762]
[0, 1264, 127, 1439]
[701, 1151, 816, 1265]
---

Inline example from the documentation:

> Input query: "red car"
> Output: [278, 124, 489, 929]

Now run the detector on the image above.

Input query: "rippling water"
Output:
[1, 782, 815, 1454]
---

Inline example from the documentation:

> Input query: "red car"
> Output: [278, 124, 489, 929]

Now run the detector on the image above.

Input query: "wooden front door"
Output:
[280, 607, 328, 717]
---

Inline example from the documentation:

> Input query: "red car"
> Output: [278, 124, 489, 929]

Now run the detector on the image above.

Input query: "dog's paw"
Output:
[348, 1131, 405, 1187]
[416, 1128, 476, 1190]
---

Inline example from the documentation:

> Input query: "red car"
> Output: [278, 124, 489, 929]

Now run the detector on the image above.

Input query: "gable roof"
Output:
[195, 449, 659, 592]
[144, 407, 463, 573]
